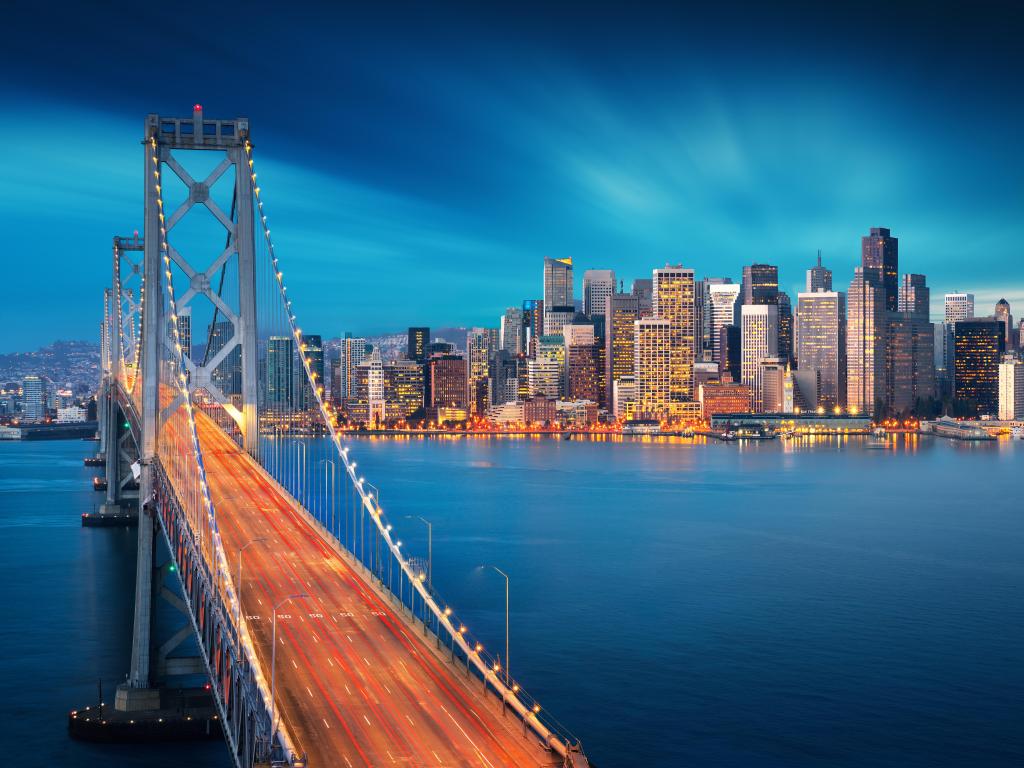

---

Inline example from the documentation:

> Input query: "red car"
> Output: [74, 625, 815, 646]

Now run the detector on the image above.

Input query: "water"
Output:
[4, 435, 1022, 767]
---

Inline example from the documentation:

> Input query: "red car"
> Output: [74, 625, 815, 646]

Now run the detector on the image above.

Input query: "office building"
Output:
[340, 334, 368, 401]
[22, 375, 46, 421]
[760, 359, 790, 413]
[899, 274, 930, 320]
[612, 375, 636, 419]
[490, 351, 521, 406]
[428, 355, 468, 411]
[740, 304, 779, 413]
[847, 267, 886, 415]
[719, 325, 741, 383]
[266, 336, 295, 408]
[634, 317, 673, 419]
[796, 290, 847, 409]
[544, 305, 576, 337]
[806, 251, 832, 293]
[741, 264, 779, 305]
[583, 270, 615, 317]
[861, 227, 899, 311]
[995, 299, 1014, 349]
[407, 327, 429, 363]
[528, 356, 563, 399]
[631, 278, 653, 315]
[296, 333, 324, 409]
[543, 257, 573, 330]
[208, 321, 242, 396]
[698, 381, 753, 420]
[653, 265, 696, 407]
[945, 293, 975, 323]
[604, 292, 640, 407]
[695, 277, 730, 357]
[466, 327, 494, 413]
[998, 358, 1024, 420]
[953, 319, 1005, 416]
[499, 308, 525, 355]
[176, 306, 192, 360]
[347, 348, 386, 426]
[885, 315, 935, 413]
[708, 283, 740, 363]
[384, 359, 426, 421]
[565, 324, 601, 403]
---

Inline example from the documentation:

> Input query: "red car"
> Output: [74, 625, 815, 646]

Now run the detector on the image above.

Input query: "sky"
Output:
[2, 0, 1022, 351]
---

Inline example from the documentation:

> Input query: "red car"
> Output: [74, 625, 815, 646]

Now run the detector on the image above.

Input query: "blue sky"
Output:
[2, 1, 1022, 351]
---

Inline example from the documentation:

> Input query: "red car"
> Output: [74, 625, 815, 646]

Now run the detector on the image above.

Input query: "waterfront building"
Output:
[698, 381, 752, 420]
[861, 227, 899, 311]
[612, 375, 636, 419]
[56, 405, 87, 423]
[564, 324, 601, 404]
[795, 290, 847, 409]
[543, 257, 574, 331]
[995, 299, 1014, 349]
[953, 319, 1006, 416]
[557, 399, 599, 426]
[847, 267, 886, 415]
[499, 308, 525, 355]
[604, 292, 640, 407]
[22, 375, 45, 421]
[523, 396, 557, 424]
[466, 327, 494, 414]
[740, 304, 779, 412]
[806, 251, 832, 293]
[487, 400, 524, 424]
[899, 274, 930, 320]
[348, 348, 386, 426]
[266, 336, 295, 408]
[340, 334, 368, 401]
[490, 351, 520, 406]
[760, 358, 791, 414]
[709, 283, 741, 364]
[634, 317, 673, 419]
[885, 313, 935, 413]
[709, 412, 872, 433]
[176, 306, 192, 360]
[998, 357, 1024, 419]
[383, 358, 426, 421]
[583, 270, 615, 317]
[407, 327, 429, 363]
[428, 355, 468, 412]
[652, 265, 696, 407]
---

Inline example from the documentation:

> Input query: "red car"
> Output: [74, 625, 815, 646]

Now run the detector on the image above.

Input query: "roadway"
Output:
[191, 414, 560, 768]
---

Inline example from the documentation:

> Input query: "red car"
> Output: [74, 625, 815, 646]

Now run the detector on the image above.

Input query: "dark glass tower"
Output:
[407, 327, 430, 363]
[861, 227, 899, 312]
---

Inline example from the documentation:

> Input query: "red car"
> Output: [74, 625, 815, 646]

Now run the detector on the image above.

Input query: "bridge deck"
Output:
[195, 416, 560, 768]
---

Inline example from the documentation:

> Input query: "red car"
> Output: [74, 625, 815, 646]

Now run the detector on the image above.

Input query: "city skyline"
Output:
[2, 2, 1023, 351]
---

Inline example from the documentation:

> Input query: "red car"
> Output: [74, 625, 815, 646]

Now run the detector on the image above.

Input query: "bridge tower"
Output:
[117, 107, 259, 711]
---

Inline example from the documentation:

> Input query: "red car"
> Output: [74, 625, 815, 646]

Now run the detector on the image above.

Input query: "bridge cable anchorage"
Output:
[147, 133, 302, 766]
[245, 141, 588, 762]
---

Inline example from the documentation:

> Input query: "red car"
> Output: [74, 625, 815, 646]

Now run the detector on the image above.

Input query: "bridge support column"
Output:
[100, 394, 123, 515]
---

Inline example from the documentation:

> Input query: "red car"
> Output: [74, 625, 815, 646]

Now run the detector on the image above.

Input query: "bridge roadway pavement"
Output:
[192, 415, 560, 768]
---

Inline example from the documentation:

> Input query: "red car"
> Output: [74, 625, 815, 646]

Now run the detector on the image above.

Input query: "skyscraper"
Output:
[543, 257, 573, 331]
[499, 308, 525, 355]
[708, 284, 741, 364]
[795, 290, 847, 409]
[634, 317, 672, 419]
[407, 327, 429, 363]
[697, 277, 731, 358]
[340, 334, 368, 401]
[719, 325, 741, 383]
[885, 314, 935, 413]
[995, 299, 1014, 349]
[22, 375, 45, 421]
[176, 306, 192, 360]
[944, 293, 975, 323]
[466, 328, 495, 413]
[582, 270, 615, 318]
[998, 358, 1024, 420]
[953, 319, 1005, 416]
[564, 323, 600, 403]
[428, 355, 468, 411]
[208, 321, 241, 396]
[846, 267, 886, 415]
[266, 336, 295, 408]
[653, 265, 696, 409]
[861, 227, 899, 311]
[742, 264, 779, 305]
[806, 251, 832, 293]
[740, 304, 779, 413]
[631, 278, 653, 315]
[604, 292, 640, 407]
[296, 333, 324, 410]
[899, 274, 930, 319]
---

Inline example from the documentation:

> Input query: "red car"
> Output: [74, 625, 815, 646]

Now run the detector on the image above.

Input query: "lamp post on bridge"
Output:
[271, 593, 308, 741]
[480, 565, 510, 687]
[236, 537, 267, 628]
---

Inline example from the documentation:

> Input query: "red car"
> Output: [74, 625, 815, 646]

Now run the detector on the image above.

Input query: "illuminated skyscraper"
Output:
[634, 317, 672, 419]
[953, 319, 1005, 416]
[407, 327, 429, 363]
[847, 268, 886, 415]
[296, 333, 323, 410]
[266, 336, 295, 407]
[428, 355, 468, 411]
[740, 304, 779, 412]
[999, 358, 1024, 419]
[742, 264, 779, 305]
[340, 334, 368, 401]
[583, 270, 615, 318]
[604, 293, 640, 407]
[653, 265, 696, 409]
[22, 375, 46, 421]
[995, 299, 1013, 348]
[564, 323, 601, 403]
[861, 227, 899, 312]
[466, 327, 494, 413]
[709, 283, 741, 364]
[899, 274, 930, 320]
[796, 290, 847, 409]
[499, 308, 525, 355]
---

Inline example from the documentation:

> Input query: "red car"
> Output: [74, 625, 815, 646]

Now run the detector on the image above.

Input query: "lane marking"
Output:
[322, 717, 330, 729]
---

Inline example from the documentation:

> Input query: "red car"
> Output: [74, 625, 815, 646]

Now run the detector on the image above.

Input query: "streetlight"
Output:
[237, 537, 267, 628]
[480, 565, 510, 686]
[271, 593, 308, 737]
[404, 515, 432, 590]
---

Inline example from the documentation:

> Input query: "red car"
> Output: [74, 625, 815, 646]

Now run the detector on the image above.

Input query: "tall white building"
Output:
[582, 270, 616, 318]
[998, 358, 1024, 419]
[22, 375, 46, 422]
[741, 305, 779, 413]
[708, 283, 741, 363]
[499, 307, 525, 355]
[944, 293, 975, 323]
[612, 375, 636, 419]
[340, 336, 367, 400]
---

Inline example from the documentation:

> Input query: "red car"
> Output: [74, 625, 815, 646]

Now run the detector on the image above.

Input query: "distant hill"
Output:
[0, 340, 99, 393]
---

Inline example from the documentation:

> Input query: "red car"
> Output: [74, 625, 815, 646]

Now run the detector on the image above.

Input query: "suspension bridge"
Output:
[85, 107, 590, 768]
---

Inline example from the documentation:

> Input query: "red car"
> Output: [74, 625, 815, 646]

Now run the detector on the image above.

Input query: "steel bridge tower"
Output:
[116, 106, 260, 710]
